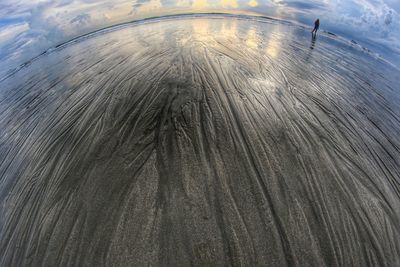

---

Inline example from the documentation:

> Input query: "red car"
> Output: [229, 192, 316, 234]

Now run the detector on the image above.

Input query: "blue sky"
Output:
[0, 0, 399, 76]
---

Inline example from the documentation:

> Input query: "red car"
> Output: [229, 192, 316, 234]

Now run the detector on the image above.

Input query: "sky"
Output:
[0, 0, 399, 76]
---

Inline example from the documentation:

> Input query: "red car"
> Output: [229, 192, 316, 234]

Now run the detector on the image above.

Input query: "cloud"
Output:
[0, 23, 28, 43]
[131, 0, 162, 14]
[222, 0, 238, 8]
[192, 0, 208, 9]
[247, 0, 257, 7]
[275, 0, 327, 10]
[132, 0, 152, 9]
[334, 0, 399, 39]
[384, 10, 393, 25]
[0, 0, 400, 77]
[70, 13, 91, 25]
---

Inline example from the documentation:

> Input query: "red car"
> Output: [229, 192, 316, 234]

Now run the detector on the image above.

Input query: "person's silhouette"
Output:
[311, 19, 320, 36]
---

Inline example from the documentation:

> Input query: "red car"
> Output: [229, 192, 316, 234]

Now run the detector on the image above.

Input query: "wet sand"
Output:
[1, 15, 400, 266]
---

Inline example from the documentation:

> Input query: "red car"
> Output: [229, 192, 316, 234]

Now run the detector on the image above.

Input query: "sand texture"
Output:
[1, 16, 400, 266]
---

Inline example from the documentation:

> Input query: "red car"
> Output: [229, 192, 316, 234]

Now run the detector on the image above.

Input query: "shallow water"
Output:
[1, 15, 400, 266]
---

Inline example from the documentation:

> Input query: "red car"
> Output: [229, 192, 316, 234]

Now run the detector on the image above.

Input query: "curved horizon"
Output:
[1, 12, 397, 83]
[1, 0, 399, 77]
[1, 16, 399, 265]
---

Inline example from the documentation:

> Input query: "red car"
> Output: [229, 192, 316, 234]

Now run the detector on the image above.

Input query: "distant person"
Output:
[311, 19, 320, 36]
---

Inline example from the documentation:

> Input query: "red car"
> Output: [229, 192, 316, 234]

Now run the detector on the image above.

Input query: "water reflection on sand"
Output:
[1, 15, 400, 266]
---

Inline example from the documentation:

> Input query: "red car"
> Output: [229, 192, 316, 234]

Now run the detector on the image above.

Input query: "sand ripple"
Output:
[1, 15, 400, 266]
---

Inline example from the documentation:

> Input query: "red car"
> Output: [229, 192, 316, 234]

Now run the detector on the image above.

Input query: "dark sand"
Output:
[1, 15, 400, 266]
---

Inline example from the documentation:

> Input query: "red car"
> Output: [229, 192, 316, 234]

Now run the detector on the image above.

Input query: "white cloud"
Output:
[334, 0, 400, 40]
[0, 23, 29, 43]
[70, 13, 91, 25]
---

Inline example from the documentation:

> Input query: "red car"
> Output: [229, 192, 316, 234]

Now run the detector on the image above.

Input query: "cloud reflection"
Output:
[0, 0, 399, 77]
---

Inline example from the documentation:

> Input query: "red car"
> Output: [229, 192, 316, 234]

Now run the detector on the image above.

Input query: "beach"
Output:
[1, 15, 400, 266]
